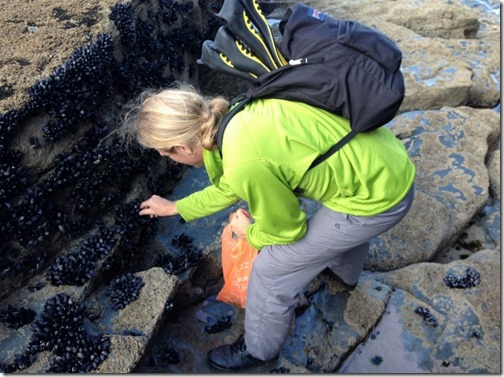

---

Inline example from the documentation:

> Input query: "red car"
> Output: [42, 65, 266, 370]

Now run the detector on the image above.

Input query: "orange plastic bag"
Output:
[216, 210, 258, 308]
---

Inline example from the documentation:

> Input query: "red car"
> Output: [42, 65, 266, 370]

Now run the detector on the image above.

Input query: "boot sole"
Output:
[208, 357, 281, 373]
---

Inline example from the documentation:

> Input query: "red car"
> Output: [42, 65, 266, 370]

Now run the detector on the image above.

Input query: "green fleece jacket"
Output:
[176, 99, 415, 250]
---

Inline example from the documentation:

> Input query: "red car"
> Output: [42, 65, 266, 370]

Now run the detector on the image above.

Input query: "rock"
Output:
[95, 335, 148, 373]
[386, 0, 479, 39]
[366, 107, 500, 270]
[94, 268, 178, 373]
[0, 0, 500, 374]
[401, 39, 474, 111]
[133, 275, 392, 373]
[0, 0, 120, 114]
[310, 0, 501, 111]
[487, 149, 500, 199]
[108, 268, 178, 336]
[339, 289, 449, 373]
[356, 249, 500, 373]
[284, 276, 392, 372]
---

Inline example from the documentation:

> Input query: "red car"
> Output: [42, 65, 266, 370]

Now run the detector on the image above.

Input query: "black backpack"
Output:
[199, 1, 405, 169]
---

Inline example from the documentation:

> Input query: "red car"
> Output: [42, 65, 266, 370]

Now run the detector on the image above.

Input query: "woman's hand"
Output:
[139, 195, 178, 218]
[230, 208, 253, 240]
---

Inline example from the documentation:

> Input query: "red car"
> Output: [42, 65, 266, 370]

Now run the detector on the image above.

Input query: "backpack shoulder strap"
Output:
[309, 129, 359, 169]
[216, 94, 252, 156]
[217, 95, 359, 169]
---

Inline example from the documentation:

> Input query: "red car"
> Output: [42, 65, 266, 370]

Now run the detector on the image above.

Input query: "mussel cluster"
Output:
[371, 355, 384, 366]
[0, 304, 36, 329]
[0, 50, 151, 293]
[0, 0, 225, 372]
[159, 346, 181, 364]
[414, 306, 439, 327]
[1, 0, 221, 293]
[0, 294, 110, 373]
[31, 293, 110, 373]
[444, 267, 481, 289]
[0, 34, 123, 248]
[271, 367, 291, 373]
[204, 315, 233, 334]
[155, 233, 203, 276]
[102, 199, 160, 275]
[28, 34, 115, 143]
[0, 349, 37, 373]
[0, 150, 28, 204]
[3, 187, 57, 249]
[109, 0, 221, 93]
[109, 3, 135, 45]
[46, 226, 118, 286]
[114, 199, 151, 234]
[105, 273, 145, 311]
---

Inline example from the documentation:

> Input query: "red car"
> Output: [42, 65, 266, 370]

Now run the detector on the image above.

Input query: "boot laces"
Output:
[230, 334, 247, 354]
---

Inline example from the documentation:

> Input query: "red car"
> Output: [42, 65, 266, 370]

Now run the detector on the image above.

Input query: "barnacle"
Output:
[28, 136, 41, 149]
[164, 300, 175, 314]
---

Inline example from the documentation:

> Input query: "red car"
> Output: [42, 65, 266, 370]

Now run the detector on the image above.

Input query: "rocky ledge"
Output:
[0, 0, 500, 374]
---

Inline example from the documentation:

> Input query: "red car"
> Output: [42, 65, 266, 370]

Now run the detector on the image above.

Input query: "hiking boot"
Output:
[321, 268, 358, 289]
[207, 334, 280, 372]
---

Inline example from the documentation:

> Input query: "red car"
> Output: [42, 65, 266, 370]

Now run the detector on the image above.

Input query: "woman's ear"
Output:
[174, 144, 193, 156]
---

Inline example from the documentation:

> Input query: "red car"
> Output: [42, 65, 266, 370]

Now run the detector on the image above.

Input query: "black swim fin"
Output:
[239, 0, 287, 67]
[216, 0, 286, 71]
[213, 26, 271, 77]
[197, 40, 258, 83]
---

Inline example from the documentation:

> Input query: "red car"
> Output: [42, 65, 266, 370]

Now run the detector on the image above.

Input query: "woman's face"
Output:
[157, 144, 204, 168]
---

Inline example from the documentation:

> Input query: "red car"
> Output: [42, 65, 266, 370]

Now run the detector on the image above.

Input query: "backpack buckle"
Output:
[289, 57, 324, 65]
[289, 58, 307, 65]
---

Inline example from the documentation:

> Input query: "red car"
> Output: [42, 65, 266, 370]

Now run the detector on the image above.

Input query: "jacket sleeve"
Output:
[226, 160, 308, 250]
[176, 176, 240, 221]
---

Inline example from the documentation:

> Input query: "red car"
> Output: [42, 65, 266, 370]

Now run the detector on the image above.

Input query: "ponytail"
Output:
[119, 83, 229, 152]
[200, 96, 229, 149]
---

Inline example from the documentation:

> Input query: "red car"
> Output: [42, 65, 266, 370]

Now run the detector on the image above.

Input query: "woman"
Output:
[121, 83, 415, 372]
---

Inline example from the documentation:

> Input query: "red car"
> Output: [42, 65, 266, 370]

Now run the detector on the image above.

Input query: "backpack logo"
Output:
[308, 8, 325, 22]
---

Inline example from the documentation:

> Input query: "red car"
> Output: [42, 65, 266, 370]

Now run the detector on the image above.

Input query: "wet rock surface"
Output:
[0, 0, 500, 373]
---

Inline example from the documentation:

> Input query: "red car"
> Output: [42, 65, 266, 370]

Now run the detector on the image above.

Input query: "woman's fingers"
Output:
[139, 195, 158, 216]
[138, 195, 177, 217]
[234, 209, 252, 223]
[139, 206, 153, 216]
[230, 209, 252, 239]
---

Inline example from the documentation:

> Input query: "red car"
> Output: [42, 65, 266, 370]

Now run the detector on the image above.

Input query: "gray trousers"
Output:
[244, 186, 414, 360]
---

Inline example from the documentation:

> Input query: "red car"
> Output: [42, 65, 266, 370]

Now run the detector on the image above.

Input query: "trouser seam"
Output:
[249, 283, 274, 360]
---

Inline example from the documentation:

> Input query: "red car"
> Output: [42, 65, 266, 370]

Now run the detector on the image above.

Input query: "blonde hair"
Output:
[120, 83, 229, 152]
